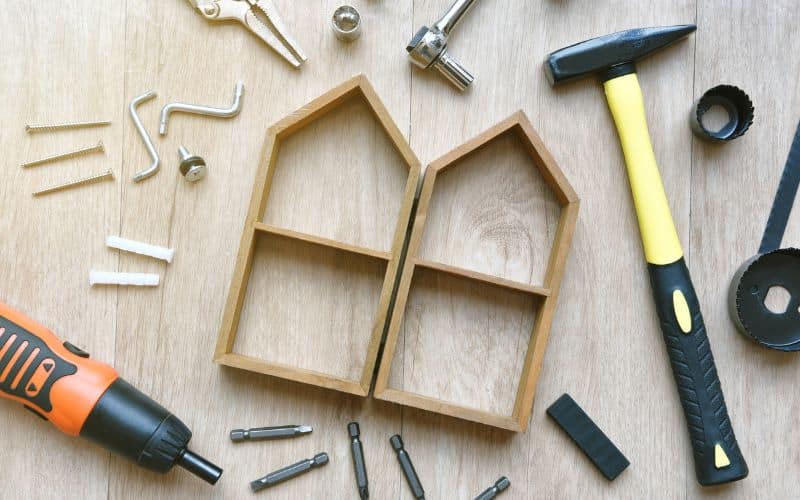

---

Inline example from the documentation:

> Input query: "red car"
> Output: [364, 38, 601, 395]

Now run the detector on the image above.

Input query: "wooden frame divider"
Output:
[373, 112, 579, 431]
[214, 75, 421, 397]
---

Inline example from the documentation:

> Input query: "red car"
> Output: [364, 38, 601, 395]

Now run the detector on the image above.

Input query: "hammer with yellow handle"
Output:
[546, 25, 748, 486]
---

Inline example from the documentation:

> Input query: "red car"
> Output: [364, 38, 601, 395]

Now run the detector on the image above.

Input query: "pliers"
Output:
[188, 0, 307, 68]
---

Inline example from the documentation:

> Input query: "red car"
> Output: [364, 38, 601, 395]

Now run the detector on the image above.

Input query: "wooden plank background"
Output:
[1, 1, 798, 498]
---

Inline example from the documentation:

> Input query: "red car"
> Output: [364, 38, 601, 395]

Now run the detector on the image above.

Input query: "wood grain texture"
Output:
[385, 266, 541, 415]
[263, 90, 410, 253]
[1, 1, 799, 499]
[416, 129, 560, 286]
[235, 232, 387, 383]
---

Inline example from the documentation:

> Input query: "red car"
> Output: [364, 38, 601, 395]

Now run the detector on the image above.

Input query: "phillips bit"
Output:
[230, 424, 312, 442]
[474, 477, 511, 500]
[250, 452, 329, 492]
[348, 422, 369, 499]
[390, 435, 425, 500]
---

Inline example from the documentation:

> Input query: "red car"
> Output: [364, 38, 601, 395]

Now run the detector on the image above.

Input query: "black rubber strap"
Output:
[547, 394, 629, 481]
[760, 119, 800, 254]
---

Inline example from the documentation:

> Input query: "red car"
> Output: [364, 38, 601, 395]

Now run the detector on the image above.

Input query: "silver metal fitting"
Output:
[159, 82, 244, 135]
[178, 146, 207, 182]
[406, 0, 479, 91]
[331, 6, 362, 42]
[129, 91, 161, 182]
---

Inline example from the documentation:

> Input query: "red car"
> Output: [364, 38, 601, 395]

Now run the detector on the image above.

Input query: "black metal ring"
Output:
[729, 248, 800, 351]
[690, 85, 754, 142]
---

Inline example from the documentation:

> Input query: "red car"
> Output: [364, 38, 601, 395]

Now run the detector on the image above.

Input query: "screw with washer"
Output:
[21, 141, 105, 169]
[178, 146, 207, 182]
[25, 120, 111, 134]
[33, 169, 114, 197]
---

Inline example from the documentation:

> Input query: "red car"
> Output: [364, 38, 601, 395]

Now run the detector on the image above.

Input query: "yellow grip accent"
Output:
[715, 444, 731, 469]
[604, 73, 684, 265]
[672, 290, 692, 334]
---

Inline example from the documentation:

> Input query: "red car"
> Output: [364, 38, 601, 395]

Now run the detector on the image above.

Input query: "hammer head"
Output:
[545, 25, 696, 85]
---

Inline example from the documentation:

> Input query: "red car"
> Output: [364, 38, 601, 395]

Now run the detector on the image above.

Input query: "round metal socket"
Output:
[332, 5, 362, 42]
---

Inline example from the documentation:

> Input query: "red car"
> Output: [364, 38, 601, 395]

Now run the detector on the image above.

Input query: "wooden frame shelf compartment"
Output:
[215, 75, 421, 397]
[374, 112, 579, 431]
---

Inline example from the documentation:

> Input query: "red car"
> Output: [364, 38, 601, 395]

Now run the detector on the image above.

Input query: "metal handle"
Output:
[159, 82, 244, 135]
[434, 0, 478, 35]
[129, 91, 160, 183]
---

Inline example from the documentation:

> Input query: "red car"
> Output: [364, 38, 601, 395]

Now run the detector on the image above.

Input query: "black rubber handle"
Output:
[648, 258, 748, 485]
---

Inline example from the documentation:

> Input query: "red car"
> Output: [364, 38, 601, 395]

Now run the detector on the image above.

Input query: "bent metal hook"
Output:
[129, 91, 160, 182]
[159, 82, 245, 136]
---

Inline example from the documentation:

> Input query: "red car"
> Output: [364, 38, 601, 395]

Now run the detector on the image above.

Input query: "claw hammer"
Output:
[545, 26, 748, 485]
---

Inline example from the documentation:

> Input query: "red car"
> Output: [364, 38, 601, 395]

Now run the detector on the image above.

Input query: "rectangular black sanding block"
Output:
[547, 393, 630, 481]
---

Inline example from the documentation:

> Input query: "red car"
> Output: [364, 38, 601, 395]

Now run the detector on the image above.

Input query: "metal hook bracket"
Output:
[129, 91, 160, 182]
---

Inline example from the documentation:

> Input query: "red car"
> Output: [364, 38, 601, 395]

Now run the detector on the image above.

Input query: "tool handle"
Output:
[0, 302, 118, 435]
[604, 73, 684, 266]
[603, 73, 747, 485]
[648, 260, 748, 485]
[434, 0, 478, 35]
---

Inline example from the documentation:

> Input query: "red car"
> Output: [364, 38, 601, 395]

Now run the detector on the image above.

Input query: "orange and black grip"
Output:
[0, 301, 117, 435]
[648, 260, 748, 485]
[0, 302, 223, 484]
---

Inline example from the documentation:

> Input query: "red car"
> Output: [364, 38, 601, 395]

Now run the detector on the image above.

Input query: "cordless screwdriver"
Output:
[0, 301, 222, 484]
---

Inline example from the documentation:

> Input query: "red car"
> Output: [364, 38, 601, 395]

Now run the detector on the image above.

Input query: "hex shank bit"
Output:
[230, 425, 312, 442]
[390, 435, 425, 499]
[348, 422, 369, 499]
[474, 477, 511, 500]
[250, 452, 329, 492]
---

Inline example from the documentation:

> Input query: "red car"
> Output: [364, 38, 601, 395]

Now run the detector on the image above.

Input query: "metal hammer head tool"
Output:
[546, 26, 749, 487]
[407, 0, 480, 91]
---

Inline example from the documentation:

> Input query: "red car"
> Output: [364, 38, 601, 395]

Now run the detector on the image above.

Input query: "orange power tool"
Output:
[0, 301, 222, 484]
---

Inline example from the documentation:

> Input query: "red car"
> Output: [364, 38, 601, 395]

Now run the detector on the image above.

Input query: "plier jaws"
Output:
[191, 0, 307, 68]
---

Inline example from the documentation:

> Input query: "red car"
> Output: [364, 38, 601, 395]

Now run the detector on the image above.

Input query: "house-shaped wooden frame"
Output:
[214, 75, 421, 396]
[373, 112, 579, 431]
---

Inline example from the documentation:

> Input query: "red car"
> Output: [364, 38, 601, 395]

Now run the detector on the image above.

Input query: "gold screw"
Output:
[21, 141, 105, 168]
[25, 120, 112, 134]
[33, 169, 114, 197]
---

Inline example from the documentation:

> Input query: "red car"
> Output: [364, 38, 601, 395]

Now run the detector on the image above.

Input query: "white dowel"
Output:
[107, 235, 175, 263]
[90, 271, 160, 287]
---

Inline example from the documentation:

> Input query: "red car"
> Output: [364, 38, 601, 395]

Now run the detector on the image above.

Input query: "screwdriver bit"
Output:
[230, 425, 312, 442]
[348, 422, 369, 499]
[390, 435, 425, 499]
[474, 477, 511, 500]
[250, 452, 329, 492]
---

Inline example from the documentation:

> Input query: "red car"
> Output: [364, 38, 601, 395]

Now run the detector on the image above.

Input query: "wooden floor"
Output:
[2, 1, 799, 499]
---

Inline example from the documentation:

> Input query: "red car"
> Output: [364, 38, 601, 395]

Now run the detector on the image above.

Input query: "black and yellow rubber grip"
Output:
[649, 259, 748, 485]
[603, 73, 748, 485]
